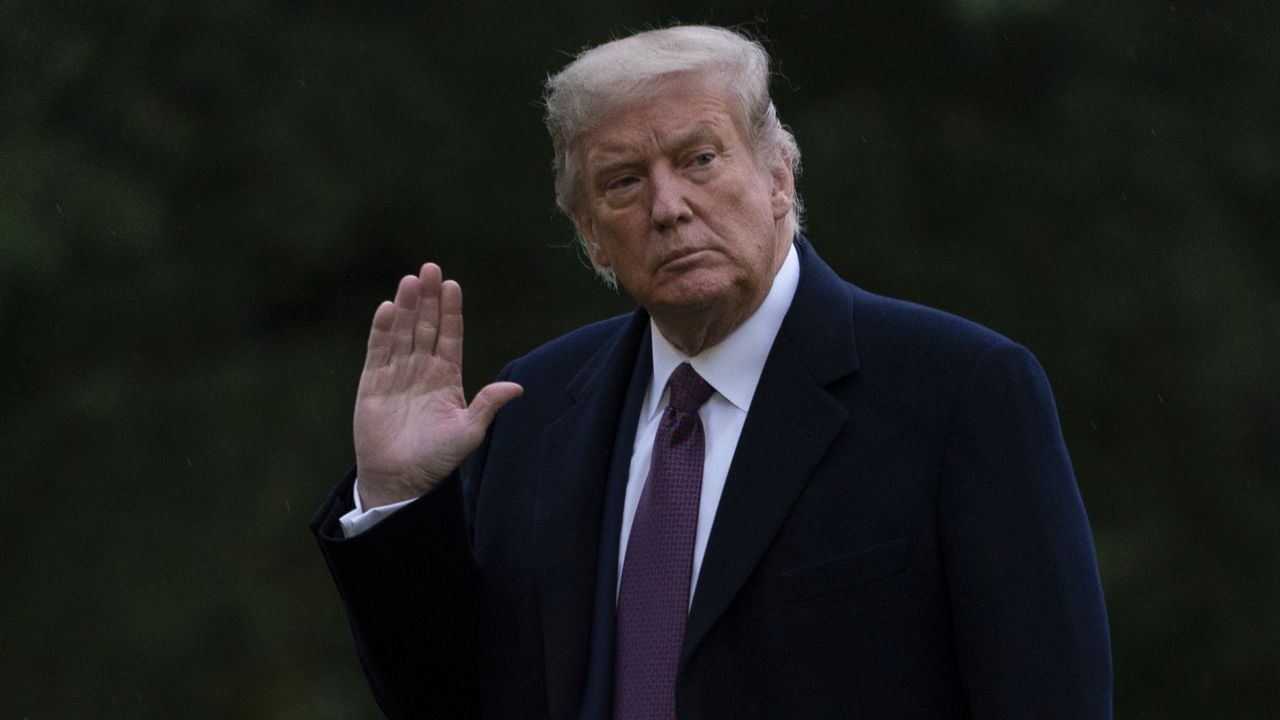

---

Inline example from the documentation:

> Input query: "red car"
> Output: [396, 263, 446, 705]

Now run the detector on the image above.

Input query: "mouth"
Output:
[658, 247, 714, 270]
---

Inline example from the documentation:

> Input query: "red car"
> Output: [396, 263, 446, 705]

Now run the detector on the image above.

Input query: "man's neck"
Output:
[644, 242, 801, 419]
[650, 241, 795, 356]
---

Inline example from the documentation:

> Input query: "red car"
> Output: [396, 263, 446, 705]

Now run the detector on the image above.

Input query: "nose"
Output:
[649, 165, 693, 229]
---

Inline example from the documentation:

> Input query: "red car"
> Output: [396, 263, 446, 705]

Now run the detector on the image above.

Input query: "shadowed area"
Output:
[1, 0, 1276, 717]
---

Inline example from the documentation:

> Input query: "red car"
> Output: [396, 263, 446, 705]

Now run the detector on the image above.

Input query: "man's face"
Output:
[573, 75, 793, 329]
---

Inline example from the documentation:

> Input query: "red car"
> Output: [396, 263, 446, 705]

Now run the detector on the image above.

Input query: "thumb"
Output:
[467, 381, 524, 428]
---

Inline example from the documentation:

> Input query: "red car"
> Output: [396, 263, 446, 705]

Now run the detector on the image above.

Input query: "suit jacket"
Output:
[313, 238, 1112, 719]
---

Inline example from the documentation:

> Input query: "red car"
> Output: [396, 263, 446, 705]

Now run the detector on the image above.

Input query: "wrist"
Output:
[355, 471, 439, 508]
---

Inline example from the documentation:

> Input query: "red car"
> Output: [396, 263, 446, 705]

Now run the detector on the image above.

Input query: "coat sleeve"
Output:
[940, 342, 1112, 718]
[311, 469, 482, 720]
[310, 359, 519, 718]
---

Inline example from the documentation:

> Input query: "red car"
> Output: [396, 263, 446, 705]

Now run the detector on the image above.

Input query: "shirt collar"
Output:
[646, 242, 800, 421]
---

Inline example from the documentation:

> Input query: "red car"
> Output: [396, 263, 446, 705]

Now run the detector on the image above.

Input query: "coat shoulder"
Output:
[501, 312, 639, 396]
[790, 239, 1029, 380]
[847, 284, 1025, 365]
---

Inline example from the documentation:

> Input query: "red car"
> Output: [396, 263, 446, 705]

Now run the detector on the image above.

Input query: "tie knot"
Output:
[667, 362, 715, 414]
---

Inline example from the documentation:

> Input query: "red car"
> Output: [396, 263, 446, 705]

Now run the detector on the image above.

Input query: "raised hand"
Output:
[353, 263, 523, 508]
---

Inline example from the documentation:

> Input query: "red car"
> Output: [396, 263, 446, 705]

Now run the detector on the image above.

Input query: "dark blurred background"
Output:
[2, 0, 1276, 717]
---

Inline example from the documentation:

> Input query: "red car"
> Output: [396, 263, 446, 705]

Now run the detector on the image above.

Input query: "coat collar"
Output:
[536, 311, 651, 720]
[681, 236, 860, 664]
[533, 237, 860, 716]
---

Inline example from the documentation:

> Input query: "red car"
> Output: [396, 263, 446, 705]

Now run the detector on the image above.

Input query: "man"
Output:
[313, 25, 1112, 719]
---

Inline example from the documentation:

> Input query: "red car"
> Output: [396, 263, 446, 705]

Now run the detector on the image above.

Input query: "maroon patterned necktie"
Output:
[614, 362, 715, 720]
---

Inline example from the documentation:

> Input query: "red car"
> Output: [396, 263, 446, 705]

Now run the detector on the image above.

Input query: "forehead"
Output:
[577, 75, 749, 166]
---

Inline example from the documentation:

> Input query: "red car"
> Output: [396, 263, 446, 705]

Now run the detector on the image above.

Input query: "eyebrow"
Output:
[662, 124, 724, 156]
[585, 123, 726, 184]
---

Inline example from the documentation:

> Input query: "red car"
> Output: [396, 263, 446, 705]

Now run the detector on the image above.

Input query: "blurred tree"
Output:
[1, 0, 1275, 717]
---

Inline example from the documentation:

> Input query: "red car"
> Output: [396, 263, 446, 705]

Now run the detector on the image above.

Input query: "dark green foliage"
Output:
[2, 0, 1276, 717]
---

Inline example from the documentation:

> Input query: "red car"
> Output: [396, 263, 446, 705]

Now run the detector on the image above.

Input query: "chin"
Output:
[644, 275, 744, 315]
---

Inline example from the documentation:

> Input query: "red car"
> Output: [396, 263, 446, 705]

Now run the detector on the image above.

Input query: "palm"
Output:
[353, 264, 522, 507]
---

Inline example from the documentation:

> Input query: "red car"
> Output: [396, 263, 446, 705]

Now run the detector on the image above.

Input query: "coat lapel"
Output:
[682, 240, 861, 664]
[536, 311, 649, 720]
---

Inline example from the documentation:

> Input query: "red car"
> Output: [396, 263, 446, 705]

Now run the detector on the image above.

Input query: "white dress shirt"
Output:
[618, 244, 799, 599]
[343, 245, 801, 603]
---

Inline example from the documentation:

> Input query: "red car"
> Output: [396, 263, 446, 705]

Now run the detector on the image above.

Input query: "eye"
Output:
[606, 175, 640, 192]
[691, 152, 716, 167]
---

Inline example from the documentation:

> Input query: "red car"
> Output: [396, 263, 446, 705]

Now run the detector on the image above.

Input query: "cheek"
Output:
[602, 227, 654, 277]
[721, 180, 773, 222]
[590, 212, 640, 263]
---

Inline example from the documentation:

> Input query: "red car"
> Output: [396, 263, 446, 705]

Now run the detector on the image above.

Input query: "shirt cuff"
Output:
[338, 477, 416, 537]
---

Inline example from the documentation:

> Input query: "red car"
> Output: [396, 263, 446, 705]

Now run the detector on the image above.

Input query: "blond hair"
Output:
[544, 25, 803, 284]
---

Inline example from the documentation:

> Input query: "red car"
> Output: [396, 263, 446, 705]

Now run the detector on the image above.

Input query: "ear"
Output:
[768, 151, 795, 221]
[574, 212, 611, 268]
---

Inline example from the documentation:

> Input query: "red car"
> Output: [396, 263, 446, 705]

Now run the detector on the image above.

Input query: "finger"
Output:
[363, 301, 397, 370]
[467, 381, 524, 429]
[388, 275, 420, 357]
[436, 279, 464, 366]
[414, 263, 442, 357]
